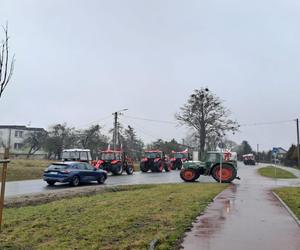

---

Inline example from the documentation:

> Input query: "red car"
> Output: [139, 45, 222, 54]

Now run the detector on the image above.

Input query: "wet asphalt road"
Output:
[5, 169, 216, 198]
[181, 163, 300, 250]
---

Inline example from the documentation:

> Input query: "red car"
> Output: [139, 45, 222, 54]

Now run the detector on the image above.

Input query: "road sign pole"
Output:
[0, 148, 10, 232]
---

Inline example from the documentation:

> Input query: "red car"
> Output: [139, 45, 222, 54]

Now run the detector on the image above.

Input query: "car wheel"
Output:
[70, 175, 80, 186]
[97, 174, 106, 184]
[46, 180, 56, 186]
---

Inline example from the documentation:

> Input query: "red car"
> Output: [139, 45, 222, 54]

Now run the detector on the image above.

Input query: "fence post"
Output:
[0, 148, 10, 232]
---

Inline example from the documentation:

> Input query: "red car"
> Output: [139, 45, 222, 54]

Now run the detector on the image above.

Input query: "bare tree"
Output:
[176, 88, 239, 158]
[0, 23, 15, 99]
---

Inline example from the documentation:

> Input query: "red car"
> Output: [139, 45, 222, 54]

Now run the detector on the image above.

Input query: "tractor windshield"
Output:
[145, 152, 162, 159]
[101, 152, 115, 161]
[174, 153, 187, 159]
[101, 152, 122, 161]
[206, 153, 218, 162]
[62, 151, 80, 161]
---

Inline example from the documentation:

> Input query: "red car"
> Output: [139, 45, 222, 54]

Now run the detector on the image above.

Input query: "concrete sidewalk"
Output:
[181, 165, 300, 250]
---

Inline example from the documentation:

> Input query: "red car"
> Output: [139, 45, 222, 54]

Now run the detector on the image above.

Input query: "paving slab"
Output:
[181, 164, 300, 250]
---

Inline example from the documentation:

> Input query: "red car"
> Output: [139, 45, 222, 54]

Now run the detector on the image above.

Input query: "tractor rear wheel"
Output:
[211, 164, 237, 183]
[180, 169, 199, 182]
[126, 165, 134, 175]
[153, 161, 164, 172]
[140, 162, 149, 172]
[111, 163, 123, 175]
[164, 162, 171, 172]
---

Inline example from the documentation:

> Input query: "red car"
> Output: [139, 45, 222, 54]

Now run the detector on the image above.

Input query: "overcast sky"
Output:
[0, 0, 300, 150]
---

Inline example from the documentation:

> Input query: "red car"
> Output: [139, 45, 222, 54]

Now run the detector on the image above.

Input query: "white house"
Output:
[0, 125, 47, 158]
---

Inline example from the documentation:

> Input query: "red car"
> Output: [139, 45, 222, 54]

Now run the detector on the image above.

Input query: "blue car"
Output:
[43, 161, 107, 186]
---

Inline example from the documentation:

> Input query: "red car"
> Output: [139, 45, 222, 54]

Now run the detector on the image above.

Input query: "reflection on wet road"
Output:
[181, 164, 300, 250]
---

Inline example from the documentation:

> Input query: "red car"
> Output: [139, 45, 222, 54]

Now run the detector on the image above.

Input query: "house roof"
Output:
[0, 125, 45, 132]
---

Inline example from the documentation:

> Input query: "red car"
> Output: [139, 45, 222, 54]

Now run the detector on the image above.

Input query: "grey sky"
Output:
[0, 0, 300, 150]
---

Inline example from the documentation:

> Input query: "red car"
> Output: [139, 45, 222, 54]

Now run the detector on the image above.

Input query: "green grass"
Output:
[0, 183, 227, 250]
[274, 187, 300, 219]
[258, 166, 297, 179]
[1, 159, 52, 182]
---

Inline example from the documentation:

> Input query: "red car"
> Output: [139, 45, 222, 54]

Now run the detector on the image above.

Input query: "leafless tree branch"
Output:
[0, 23, 15, 99]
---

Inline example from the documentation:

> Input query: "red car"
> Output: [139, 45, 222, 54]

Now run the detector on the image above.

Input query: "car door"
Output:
[80, 163, 96, 181]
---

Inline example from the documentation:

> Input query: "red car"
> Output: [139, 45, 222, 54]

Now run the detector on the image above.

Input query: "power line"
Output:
[239, 119, 295, 127]
[123, 115, 177, 125]
[77, 115, 112, 128]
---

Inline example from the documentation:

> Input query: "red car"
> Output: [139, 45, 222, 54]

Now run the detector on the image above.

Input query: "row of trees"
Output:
[24, 124, 144, 160]
[24, 124, 191, 160]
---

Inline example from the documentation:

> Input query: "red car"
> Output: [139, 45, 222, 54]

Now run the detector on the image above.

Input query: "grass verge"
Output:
[1, 159, 52, 182]
[258, 166, 297, 179]
[274, 187, 300, 220]
[0, 183, 226, 250]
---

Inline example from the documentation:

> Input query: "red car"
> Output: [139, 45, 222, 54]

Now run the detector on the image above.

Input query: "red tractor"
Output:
[93, 150, 134, 175]
[140, 150, 171, 173]
[170, 149, 189, 170]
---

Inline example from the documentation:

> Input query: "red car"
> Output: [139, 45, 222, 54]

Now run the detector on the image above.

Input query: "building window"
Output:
[15, 130, 23, 138]
[14, 143, 23, 150]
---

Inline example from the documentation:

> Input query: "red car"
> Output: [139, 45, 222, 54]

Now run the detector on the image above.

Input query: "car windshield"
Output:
[48, 164, 69, 170]
[145, 152, 161, 159]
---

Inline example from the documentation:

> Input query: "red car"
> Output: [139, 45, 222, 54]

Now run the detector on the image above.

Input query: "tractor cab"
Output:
[140, 150, 170, 173]
[170, 150, 189, 170]
[100, 150, 123, 162]
[144, 150, 164, 159]
[61, 149, 92, 164]
[93, 149, 134, 175]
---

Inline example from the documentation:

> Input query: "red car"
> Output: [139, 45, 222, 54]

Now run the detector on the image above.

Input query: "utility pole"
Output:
[112, 109, 128, 151]
[296, 118, 300, 169]
[113, 112, 118, 151]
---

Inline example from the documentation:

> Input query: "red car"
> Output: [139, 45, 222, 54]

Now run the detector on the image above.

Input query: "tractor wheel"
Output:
[164, 162, 171, 172]
[153, 161, 163, 172]
[140, 162, 149, 173]
[211, 164, 237, 183]
[180, 169, 199, 182]
[126, 165, 134, 175]
[111, 163, 123, 175]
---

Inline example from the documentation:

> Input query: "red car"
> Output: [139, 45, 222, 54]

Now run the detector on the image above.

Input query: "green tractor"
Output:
[180, 151, 239, 183]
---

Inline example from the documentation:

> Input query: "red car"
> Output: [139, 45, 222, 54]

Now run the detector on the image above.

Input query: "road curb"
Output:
[272, 191, 300, 227]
